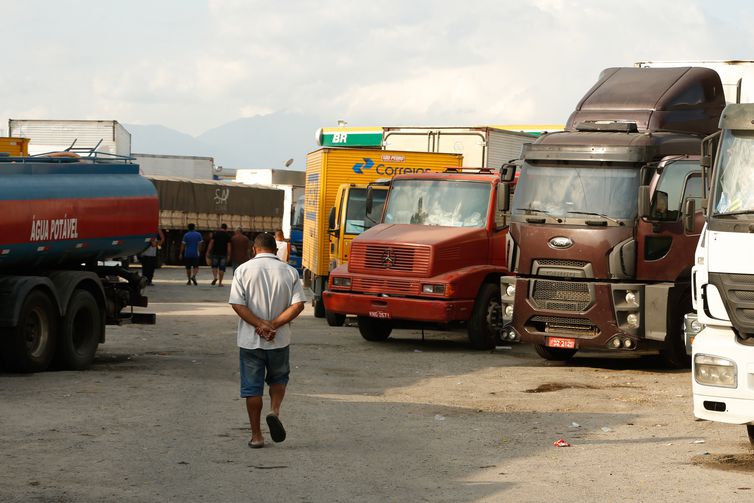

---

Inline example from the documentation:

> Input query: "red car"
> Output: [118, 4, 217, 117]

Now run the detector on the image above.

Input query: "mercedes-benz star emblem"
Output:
[382, 249, 395, 268]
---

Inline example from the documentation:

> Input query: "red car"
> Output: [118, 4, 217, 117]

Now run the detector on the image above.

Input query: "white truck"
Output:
[686, 103, 754, 444]
[381, 126, 534, 168]
[8, 119, 131, 156]
[133, 153, 217, 180]
[234, 168, 305, 239]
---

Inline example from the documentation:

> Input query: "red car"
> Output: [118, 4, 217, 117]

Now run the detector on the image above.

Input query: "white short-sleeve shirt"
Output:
[229, 253, 306, 350]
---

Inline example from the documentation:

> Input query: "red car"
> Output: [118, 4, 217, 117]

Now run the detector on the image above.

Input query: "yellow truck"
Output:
[304, 148, 463, 319]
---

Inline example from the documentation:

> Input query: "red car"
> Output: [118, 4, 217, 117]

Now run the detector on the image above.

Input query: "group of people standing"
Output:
[139, 223, 290, 287]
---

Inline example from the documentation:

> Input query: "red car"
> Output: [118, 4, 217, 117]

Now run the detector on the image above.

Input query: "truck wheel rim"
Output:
[486, 300, 503, 332]
[24, 307, 49, 358]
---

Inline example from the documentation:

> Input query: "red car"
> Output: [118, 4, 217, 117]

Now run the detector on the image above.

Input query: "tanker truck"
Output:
[0, 154, 159, 372]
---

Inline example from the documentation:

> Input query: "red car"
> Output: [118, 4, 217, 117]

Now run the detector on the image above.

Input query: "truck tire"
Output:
[0, 290, 58, 373]
[534, 344, 577, 361]
[357, 316, 392, 341]
[468, 283, 502, 350]
[747, 425, 754, 446]
[55, 290, 102, 370]
[326, 310, 346, 327]
[314, 298, 326, 318]
[661, 293, 692, 369]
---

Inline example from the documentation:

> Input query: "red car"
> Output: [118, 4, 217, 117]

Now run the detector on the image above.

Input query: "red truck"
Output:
[500, 66, 724, 366]
[323, 167, 515, 349]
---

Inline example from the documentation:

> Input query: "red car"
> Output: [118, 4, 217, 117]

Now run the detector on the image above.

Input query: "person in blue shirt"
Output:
[179, 223, 204, 285]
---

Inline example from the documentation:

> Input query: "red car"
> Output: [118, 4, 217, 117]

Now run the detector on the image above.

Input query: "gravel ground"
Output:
[1, 266, 754, 502]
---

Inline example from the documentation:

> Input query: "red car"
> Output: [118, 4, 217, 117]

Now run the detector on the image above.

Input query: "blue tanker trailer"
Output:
[0, 154, 159, 372]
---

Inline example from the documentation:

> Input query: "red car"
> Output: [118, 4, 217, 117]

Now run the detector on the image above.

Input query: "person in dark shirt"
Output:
[208, 223, 232, 286]
[230, 227, 252, 273]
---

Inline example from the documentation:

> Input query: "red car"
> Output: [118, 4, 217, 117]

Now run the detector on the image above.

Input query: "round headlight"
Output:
[505, 284, 516, 297]
[626, 313, 639, 328]
[504, 305, 514, 318]
[625, 291, 637, 305]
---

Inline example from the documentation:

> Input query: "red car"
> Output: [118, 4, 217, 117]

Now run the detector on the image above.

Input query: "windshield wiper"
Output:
[714, 210, 754, 217]
[566, 211, 623, 226]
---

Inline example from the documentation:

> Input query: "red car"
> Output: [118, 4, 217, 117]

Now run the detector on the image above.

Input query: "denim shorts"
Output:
[211, 255, 227, 271]
[239, 347, 290, 397]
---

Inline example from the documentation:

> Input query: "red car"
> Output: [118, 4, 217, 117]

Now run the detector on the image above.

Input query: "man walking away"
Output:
[208, 223, 232, 286]
[230, 227, 252, 273]
[229, 232, 306, 448]
[274, 229, 289, 264]
[179, 223, 203, 285]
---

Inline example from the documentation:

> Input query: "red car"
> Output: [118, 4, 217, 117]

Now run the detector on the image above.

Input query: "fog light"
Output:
[332, 276, 351, 288]
[694, 354, 737, 388]
[610, 337, 622, 349]
[504, 305, 514, 318]
[422, 284, 446, 294]
[623, 338, 633, 349]
[505, 284, 516, 297]
[625, 291, 638, 305]
[626, 313, 639, 329]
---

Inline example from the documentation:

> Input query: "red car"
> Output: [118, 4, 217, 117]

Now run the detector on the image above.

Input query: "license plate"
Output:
[547, 337, 576, 349]
[368, 311, 391, 319]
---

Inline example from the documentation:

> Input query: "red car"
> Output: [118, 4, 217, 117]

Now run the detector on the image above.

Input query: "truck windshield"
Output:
[383, 180, 490, 227]
[345, 188, 387, 234]
[292, 195, 305, 229]
[513, 162, 641, 221]
[713, 130, 754, 215]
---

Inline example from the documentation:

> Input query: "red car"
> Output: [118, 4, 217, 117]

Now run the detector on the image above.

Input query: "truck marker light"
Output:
[694, 354, 737, 388]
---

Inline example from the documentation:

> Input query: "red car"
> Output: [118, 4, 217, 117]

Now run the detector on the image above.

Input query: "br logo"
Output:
[352, 158, 374, 174]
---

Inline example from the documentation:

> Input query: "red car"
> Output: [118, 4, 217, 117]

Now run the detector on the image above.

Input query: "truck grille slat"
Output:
[709, 272, 754, 337]
[351, 277, 419, 295]
[349, 243, 431, 275]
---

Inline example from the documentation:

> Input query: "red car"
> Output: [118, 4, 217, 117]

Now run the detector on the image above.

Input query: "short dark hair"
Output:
[254, 232, 277, 252]
[188, 223, 196, 231]
[221, 223, 227, 230]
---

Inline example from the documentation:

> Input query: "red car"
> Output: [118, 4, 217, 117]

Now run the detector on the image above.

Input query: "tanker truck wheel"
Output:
[55, 290, 102, 370]
[0, 290, 58, 373]
[468, 283, 502, 350]
[357, 316, 392, 341]
[326, 310, 346, 327]
[534, 344, 578, 361]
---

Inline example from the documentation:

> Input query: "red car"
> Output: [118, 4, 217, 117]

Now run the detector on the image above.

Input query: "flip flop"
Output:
[248, 440, 265, 449]
[266, 414, 286, 443]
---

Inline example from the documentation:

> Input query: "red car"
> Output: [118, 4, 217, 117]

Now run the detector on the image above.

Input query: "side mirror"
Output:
[501, 162, 517, 182]
[683, 198, 696, 234]
[365, 186, 373, 215]
[328, 207, 336, 231]
[638, 185, 651, 219]
[497, 182, 511, 212]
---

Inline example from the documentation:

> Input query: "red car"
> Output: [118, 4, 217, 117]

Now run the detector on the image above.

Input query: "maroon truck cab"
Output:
[500, 66, 724, 366]
[323, 168, 513, 349]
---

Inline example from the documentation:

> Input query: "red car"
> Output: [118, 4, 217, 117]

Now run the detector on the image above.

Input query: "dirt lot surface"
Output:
[2, 266, 754, 502]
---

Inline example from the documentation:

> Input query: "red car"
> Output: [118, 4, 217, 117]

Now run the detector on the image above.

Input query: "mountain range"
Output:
[126, 112, 324, 172]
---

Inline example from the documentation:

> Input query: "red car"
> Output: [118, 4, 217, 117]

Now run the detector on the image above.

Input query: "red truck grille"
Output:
[352, 277, 420, 295]
[350, 243, 431, 275]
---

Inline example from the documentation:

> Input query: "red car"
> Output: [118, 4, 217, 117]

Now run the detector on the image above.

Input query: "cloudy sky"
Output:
[3, 0, 753, 137]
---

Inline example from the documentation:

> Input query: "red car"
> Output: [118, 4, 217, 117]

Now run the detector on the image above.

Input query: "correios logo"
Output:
[351, 157, 431, 176]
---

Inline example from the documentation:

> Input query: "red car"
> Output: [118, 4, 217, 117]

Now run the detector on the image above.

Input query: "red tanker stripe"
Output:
[4, 196, 159, 246]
